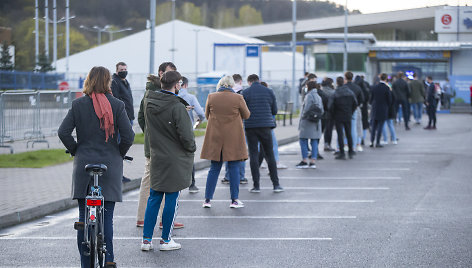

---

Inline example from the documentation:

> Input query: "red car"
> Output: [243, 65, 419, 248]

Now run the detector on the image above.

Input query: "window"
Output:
[314, 53, 366, 72]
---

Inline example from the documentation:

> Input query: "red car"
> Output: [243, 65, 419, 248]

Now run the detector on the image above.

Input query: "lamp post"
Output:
[45, 0, 49, 59]
[35, 0, 39, 67]
[291, 0, 297, 110]
[171, 0, 176, 62]
[106, 27, 132, 42]
[150, 0, 156, 74]
[192, 29, 200, 82]
[79, 25, 110, 45]
[343, 0, 348, 73]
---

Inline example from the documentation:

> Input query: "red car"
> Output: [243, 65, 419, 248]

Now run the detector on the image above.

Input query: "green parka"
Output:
[144, 90, 196, 192]
[138, 75, 161, 158]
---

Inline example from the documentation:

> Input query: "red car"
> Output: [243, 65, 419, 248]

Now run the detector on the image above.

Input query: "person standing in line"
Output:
[408, 73, 426, 125]
[111, 62, 135, 183]
[200, 76, 250, 208]
[321, 78, 336, 152]
[242, 74, 284, 193]
[355, 75, 370, 149]
[178, 76, 205, 193]
[424, 76, 438, 130]
[136, 62, 184, 230]
[328, 77, 357, 160]
[344, 71, 364, 152]
[370, 73, 392, 148]
[296, 81, 323, 168]
[59, 66, 135, 268]
[381, 83, 398, 145]
[442, 78, 454, 110]
[392, 71, 411, 130]
[221, 74, 250, 185]
[141, 71, 196, 252]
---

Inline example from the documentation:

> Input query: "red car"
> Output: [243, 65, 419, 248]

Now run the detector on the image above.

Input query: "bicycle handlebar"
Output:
[65, 150, 133, 161]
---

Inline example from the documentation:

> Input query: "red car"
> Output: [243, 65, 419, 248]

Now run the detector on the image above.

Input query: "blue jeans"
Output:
[225, 161, 245, 180]
[344, 110, 358, 146]
[206, 160, 240, 200]
[299, 138, 318, 160]
[143, 190, 179, 241]
[77, 199, 115, 267]
[271, 130, 279, 162]
[412, 102, 423, 123]
[382, 119, 397, 142]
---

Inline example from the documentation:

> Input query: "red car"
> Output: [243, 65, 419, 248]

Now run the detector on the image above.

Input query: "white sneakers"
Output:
[356, 145, 363, 152]
[230, 199, 244, 208]
[159, 239, 181, 251]
[141, 240, 153, 251]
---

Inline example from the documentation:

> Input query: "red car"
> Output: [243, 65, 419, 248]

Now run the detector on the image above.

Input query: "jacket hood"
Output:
[145, 90, 189, 115]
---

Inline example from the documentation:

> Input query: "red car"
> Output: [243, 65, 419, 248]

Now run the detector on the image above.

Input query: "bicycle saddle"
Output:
[85, 164, 108, 173]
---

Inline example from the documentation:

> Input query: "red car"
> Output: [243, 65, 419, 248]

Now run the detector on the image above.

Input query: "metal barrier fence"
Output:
[0, 84, 294, 153]
[0, 71, 65, 90]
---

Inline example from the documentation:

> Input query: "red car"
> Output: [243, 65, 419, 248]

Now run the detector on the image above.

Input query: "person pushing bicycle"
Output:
[59, 66, 135, 268]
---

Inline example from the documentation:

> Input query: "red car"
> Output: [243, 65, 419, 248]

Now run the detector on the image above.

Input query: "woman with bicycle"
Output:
[59, 66, 134, 268]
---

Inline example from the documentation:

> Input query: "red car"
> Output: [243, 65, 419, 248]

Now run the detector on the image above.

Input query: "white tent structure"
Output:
[56, 20, 307, 89]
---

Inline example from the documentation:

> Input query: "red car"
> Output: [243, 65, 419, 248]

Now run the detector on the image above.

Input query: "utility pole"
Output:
[343, 0, 348, 73]
[193, 29, 200, 82]
[35, 0, 39, 67]
[65, 0, 70, 77]
[171, 0, 176, 62]
[44, 0, 49, 59]
[291, 0, 297, 110]
[150, 0, 156, 74]
[53, 0, 57, 69]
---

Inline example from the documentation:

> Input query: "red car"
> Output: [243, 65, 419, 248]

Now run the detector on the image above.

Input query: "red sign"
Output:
[59, 81, 69, 91]
[441, 14, 452, 25]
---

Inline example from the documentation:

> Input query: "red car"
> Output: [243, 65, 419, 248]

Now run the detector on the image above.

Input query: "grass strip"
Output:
[0, 149, 73, 168]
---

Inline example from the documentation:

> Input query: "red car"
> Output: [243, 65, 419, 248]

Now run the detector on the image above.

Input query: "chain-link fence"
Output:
[0, 83, 295, 153]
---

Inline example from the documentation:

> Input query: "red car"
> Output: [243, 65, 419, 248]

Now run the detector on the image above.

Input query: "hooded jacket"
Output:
[328, 85, 358, 122]
[144, 90, 196, 193]
[138, 75, 161, 158]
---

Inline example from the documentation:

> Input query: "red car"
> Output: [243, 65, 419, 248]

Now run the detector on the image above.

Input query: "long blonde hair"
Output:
[82, 66, 112, 95]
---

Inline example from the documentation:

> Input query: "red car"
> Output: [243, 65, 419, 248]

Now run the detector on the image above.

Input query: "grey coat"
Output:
[58, 94, 135, 202]
[299, 89, 324, 139]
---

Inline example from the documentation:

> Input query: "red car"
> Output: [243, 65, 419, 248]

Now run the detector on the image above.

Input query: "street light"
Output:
[105, 27, 133, 41]
[80, 24, 110, 45]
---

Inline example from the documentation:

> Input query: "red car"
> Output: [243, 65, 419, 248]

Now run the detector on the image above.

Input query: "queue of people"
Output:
[61, 61, 446, 267]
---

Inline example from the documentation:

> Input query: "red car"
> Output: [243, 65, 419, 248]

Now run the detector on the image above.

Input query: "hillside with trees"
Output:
[0, 0, 353, 71]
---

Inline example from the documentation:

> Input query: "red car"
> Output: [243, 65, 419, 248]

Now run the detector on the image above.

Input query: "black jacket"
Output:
[346, 81, 364, 108]
[111, 73, 135, 121]
[392, 78, 410, 102]
[242, 82, 277, 129]
[370, 82, 393, 121]
[328, 85, 358, 122]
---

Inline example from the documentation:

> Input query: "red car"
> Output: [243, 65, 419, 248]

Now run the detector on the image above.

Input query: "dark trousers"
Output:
[335, 120, 353, 154]
[395, 99, 410, 128]
[370, 119, 385, 145]
[324, 118, 335, 146]
[427, 103, 437, 127]
[245, 127, 279, 188]
[77, 199, 115, 267]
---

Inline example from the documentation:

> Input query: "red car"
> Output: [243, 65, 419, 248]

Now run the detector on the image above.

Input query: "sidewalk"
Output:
[0, 119, 300, 229]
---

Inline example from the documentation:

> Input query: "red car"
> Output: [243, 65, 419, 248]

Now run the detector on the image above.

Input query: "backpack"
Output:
[303, 101, 323, 123]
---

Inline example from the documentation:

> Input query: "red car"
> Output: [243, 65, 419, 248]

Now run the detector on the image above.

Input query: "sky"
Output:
[324, 0, 471, 14]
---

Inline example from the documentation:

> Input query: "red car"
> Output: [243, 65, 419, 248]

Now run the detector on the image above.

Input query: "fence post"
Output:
[26, 90, 49, 148]
[0, 92, 14, 153]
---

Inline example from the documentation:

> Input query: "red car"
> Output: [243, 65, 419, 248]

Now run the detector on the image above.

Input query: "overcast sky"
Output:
[325, 0, 471, 14]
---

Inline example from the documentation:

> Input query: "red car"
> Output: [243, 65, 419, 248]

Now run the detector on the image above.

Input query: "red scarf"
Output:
[90, 92, 114, 142]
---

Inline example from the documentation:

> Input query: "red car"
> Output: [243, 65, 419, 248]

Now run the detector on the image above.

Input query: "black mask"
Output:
[118, 71, 128, 79]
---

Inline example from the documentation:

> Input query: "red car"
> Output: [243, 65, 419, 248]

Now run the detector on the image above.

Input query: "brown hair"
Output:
[160, 71, 182, 90]
[307, 81, 317, 92]
[116, 62, 126, 71]
[82, 66, 112, 95]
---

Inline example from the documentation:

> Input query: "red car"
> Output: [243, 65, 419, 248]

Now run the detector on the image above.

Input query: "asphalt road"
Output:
[1, 114, 471, 267]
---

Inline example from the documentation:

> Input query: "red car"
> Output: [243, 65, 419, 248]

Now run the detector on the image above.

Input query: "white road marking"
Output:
[124, 199, 375, 203]
[197, 176, 402, 180]
[357, 168, 410, 171]
[114, 215, 356, 219]
[0, 236, 332, 241]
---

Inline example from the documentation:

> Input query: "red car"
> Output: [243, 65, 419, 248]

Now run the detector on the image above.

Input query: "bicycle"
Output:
[73, 154, 133, 268]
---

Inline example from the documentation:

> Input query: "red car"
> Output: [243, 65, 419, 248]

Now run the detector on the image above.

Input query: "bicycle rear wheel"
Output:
[97, 212, 105, 268]
[89, 225, 98, 268]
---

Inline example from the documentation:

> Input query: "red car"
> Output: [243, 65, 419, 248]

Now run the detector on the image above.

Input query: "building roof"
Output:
[371, 41, 472, 51]
[225, 6, 440, 39]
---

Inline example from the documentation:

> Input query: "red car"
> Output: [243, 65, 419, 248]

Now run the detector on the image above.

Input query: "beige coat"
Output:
[200, 89, 250, 162]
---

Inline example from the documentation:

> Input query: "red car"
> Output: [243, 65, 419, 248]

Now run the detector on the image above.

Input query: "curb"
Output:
[0, 135, 299, 230]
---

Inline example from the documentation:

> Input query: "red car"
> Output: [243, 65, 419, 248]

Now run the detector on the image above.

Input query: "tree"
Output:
[36, 52, 54, 72]
[238, 5, 263, 26]
[213, 8, 239, 29]
[156, 2, 172, 25]
[0, 41, 14, 71]
[178, 2, 202, 25]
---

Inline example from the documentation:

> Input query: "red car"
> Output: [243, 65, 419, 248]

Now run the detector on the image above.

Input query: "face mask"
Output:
[118, 71, 128, 79]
